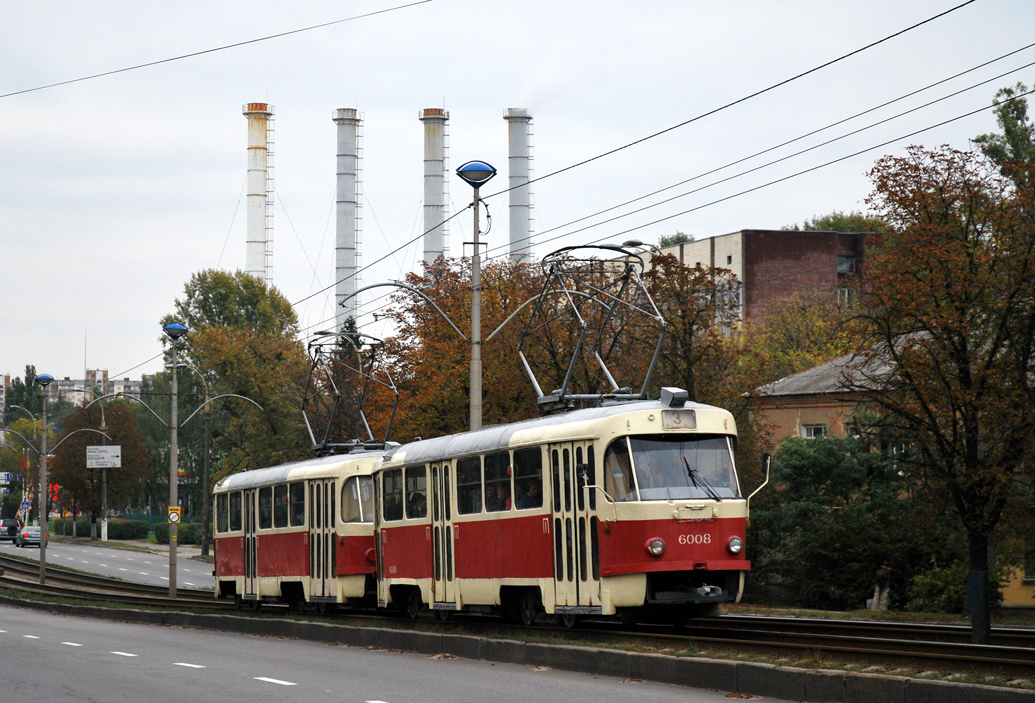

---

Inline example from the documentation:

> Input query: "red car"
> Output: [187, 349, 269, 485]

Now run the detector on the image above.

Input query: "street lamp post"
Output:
[36, 373, 53, 586]
[163, 322, 187, 598]
[455, 160, 497, 431]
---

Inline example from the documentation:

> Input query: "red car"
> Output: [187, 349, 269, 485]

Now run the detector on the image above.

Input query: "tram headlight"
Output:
[645, 538, 666, 557]
[727, 536, 744, 555]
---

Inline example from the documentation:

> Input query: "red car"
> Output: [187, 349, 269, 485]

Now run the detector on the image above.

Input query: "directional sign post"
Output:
[87, 446, 121, 541]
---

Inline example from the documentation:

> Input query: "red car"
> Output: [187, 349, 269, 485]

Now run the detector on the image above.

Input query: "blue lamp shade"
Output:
[163, 322, 188, 340]
[456, 160, 497, 188]
[37, 373, 54, 387]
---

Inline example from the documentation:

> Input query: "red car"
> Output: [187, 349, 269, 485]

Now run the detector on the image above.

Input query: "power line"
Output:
[0, 1, 432, 99]
[480, 0, 979, 200]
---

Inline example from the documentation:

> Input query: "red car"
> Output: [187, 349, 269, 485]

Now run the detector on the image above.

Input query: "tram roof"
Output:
[213, 447, 391, 492]
[384, 399, 729, 466]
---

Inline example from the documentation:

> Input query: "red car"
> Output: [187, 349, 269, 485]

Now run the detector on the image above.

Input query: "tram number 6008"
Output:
[678, 533, 711, 545]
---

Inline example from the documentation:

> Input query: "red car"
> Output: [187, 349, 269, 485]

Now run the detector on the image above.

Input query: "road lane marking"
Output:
[139, 572, 148, 575]
[161, 576, 169, 581]
[100, 563, 108, 567]
[185, 582, 195, 586]
[66, 557, 74, 561]
[111, 651, 137, 657]
[23, 635, 40, 639]
[184, 569, 191, 573]
[0, 629, 7, 633]
[255, 677, 296, 686]
[175, 662, 206, 668]
[119, 568, 128, 572]
[62, 642, 83, 647]
[144, 561, 152, 565]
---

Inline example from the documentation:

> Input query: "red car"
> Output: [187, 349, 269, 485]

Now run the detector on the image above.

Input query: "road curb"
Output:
[1, 596, 1031, 702]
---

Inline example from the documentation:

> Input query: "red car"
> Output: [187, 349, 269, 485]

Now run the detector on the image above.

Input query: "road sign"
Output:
[21, 501, 30, 510]
[87, 445, 122, 469]
[168, 506, 182, 524]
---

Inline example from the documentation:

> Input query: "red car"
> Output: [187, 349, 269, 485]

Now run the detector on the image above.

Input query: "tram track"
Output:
[1, 552, 1032, 678]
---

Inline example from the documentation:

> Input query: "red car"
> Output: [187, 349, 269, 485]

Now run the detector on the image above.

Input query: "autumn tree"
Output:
[849, 145, 1035, 644]
[974, 82, 1035, 186]
[49, 402, 149, 532]
[781, 210, 885, 233]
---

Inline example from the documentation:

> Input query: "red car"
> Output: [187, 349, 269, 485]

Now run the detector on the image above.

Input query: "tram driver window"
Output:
[604, 438, 637, 501]
[342, 475, 373, 523]
[289, 482, 305, 527]
[382, 469, 404, 521]
[216, 493, 229, 533]
[274, 484, 289, 528]
[405, 466, 428, 519]
[484, 452, 511, 511]
[258, 486, 273, 529]
[456, 457, 482, 514]
[514, 447, 543, 510]
[229, 491, 242, 531]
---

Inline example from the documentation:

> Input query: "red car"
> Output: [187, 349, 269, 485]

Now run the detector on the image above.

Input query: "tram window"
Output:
[289, 482, 305, 527]
[405, 466, 428, 519]
[229, 491, 242, 531]
[604, 438, 637, 501]
[444, 466, 451, 521]
[341, 475, 373, 523]
[629, 434, 739, 501]
[456, 457, 482, 514]
[588, 446, 597, 510]
[514, 447, 543, 510]
[484, 452, 510, 512]
[551, 449, 561, 512]
[382, 469, 404, 521]
[432, 466, 440, 522]
[216, 493, 228, 533]
[258, 487, 273, 529]
[274, 484, 289, 528]
[576, 447, 585, 512]
[563, 449, 571, 512]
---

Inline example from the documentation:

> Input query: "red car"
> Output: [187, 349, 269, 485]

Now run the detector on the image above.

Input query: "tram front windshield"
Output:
[605, 434, 739, 501]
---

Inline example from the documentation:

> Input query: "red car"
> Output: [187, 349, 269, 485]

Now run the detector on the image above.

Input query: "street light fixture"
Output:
[455, 160, 496, 431]
[36, 373, 53, 585]
[163, 321, 187, 597]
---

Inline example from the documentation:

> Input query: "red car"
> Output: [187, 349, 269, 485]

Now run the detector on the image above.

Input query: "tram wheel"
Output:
[405, 590, 424, 620]
[248, 598, 262, 612]
[557, 613, 581, 629]
[435, 609, 452, 622]
[519, 590, 542, 626]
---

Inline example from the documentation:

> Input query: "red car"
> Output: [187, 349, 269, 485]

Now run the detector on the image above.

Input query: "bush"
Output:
[905, 558, 1007, 614]
[106, 520, 150, 540]
[154, 521, 203, 545]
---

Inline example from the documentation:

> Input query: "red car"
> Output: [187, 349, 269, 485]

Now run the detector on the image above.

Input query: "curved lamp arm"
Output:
[340, 283, 468, 341]
[1, 428, 40, 454]
[87, 393, 168, 428]
[51, 428, 114, 454]
[180, 394, 264, 427]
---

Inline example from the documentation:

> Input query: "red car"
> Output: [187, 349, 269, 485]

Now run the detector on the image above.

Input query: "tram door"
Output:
[309, 479, 336, 600]
[243, 488, 258, 597]
[431, 462, 456, 605]
[550, 441, 600, 610]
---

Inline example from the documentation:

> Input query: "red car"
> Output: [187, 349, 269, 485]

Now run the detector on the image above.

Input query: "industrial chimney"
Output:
[333, 108, 362, 330]
[242, 103, 274, 283]
[504, 108, 533, 262]
[419, 108, 449, 265]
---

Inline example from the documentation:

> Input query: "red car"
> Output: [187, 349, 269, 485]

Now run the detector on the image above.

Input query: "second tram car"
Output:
[213, 450, 384, 610]
[373, 389, 749, 625]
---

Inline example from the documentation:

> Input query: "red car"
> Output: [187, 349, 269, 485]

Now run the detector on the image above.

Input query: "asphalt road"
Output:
[0, 537, 213, 590]
[0, 604, 743, 703]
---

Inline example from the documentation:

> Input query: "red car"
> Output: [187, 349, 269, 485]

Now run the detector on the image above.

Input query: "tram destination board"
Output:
[87, 446, 122, 469]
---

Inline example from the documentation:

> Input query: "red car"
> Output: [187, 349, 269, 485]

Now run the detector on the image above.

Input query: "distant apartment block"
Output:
[655, 229, 871, 321]
[45, 370, 141, 404]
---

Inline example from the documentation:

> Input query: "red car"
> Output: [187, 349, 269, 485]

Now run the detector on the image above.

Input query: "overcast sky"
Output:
[2, 0, 1033, 384]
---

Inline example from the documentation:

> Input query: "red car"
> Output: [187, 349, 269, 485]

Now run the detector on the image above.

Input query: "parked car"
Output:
[0, 518, 20, 542]
[15, 526, 41, 548]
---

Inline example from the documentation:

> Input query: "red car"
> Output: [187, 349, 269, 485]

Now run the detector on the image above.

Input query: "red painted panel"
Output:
[336, 534, 376, 576]
[597, 517, 749, 577]
[380, 524, 432, 579]
[215, 536, 244, 577]
[257, 530, 309, 577]
[454, 514, 554, 579]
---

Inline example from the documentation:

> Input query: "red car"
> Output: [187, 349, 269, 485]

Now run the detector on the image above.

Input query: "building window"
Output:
[802, 424, 827, 439]
[837, 287, 853, 306]
[837, 255, 856, 273]
[726, 255, 733, 265]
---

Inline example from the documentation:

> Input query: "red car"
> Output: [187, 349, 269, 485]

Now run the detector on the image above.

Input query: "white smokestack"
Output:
[333, 108, 362, 330]
[419, 108, 449, 265]
[243, 103, 273, 282]
[504, 108, 533, 262]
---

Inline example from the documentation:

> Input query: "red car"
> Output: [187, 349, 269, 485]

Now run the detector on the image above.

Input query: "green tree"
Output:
[850, 145, 1035, 643]
[658, 231, 694, 248]
[974, 82, 1035, 184]
[781, 210, 884, 233]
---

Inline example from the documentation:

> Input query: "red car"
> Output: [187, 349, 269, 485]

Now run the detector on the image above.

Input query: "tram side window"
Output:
[514, 448, 543, 510]
[382, 469, 404, 521]
[274, 484, 289, 528]
[216, 493, 228, 533]
[456, 457, 482, 514]
[289, 482, 305, 527]
[604, 438, 637, 502]
[229, 491, 242, 531]
[405, 466, 428, 519]
[258, 486, 273, 529]
[484, 452, 511, 512]
[342, 475, 374, 523]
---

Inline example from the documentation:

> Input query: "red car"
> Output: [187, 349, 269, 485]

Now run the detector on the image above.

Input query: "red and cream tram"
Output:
[213, 450, 384, 610]
[373, 389, 750, 625]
